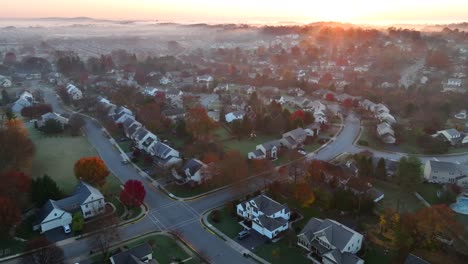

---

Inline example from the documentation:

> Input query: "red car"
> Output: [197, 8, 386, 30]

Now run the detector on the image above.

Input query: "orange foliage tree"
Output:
[0, 196, 20, 234]
[293, 182, 315, 208]
[0, 170, 31, 207]
[185, 107, 217, 139]
[0, 119, 35, 171]
[74, 157, 109, 187]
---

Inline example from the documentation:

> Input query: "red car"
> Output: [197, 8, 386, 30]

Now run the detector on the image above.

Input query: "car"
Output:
[63, 224, 71, 234]
[297, 150, 307, 155]
[237, 230, 250, 240]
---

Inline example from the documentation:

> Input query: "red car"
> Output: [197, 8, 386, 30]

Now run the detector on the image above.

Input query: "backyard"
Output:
[373, 180, 424, 213]
[223, 135, 278, 157]
[25, 122, 122, 195]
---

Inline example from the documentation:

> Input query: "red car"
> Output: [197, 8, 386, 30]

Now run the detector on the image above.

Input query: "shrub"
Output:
[210, 209, 221, 223]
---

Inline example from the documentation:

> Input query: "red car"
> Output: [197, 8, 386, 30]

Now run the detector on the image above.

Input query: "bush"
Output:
[358, 140, 369, 146]
[210, 209, 221, 223]
[40, 119, 64, 134]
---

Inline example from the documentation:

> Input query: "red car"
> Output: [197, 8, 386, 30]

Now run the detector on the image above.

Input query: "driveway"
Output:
[237, 230, 269, 251]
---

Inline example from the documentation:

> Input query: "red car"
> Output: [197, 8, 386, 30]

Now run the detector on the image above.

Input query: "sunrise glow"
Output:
[1, 0, 468, 24]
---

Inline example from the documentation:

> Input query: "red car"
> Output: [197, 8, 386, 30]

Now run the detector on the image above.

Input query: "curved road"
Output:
[6, 89, 468, 264]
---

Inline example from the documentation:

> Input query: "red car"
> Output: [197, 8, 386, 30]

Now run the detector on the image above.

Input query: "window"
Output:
[86, 204, 88, 208]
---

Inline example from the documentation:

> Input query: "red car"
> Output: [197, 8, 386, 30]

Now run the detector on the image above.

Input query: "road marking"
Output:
[180, 202, 200, 218]
[148, 210, 167, 230]
[166, 217, 198, 230]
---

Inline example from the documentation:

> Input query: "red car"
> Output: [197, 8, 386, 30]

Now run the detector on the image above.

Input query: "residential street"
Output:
[4, 88, 467, 264]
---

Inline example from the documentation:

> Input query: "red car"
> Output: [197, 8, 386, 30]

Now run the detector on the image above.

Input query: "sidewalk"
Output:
[200, 208, 269, 264]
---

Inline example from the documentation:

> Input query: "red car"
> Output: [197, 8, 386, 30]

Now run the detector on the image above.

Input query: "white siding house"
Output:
[66, 84, 83, 100]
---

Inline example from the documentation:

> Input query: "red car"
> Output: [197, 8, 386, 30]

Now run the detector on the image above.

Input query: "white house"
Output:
[454, 110, 467, 120]
[0, 75, 12, 87]
[433, 128, 463, 146]
[297, 218, 364, 264]
[12, 91, 34, 113]
[35, 181, 105, 233]
[150, 141, 181, 168]
[133, 128, 158, 153]
[160, 76, 171, 85]
[196, 75, 214, 88]
[179, 159, 207, 183]
[66, 84, 83, 100]
[248, 140, 281, 160]
[442, 78, 465, 93]
[237, 195, 290, 239]
[424, 160, 468, 187]
[225, 111, 245, 123]
[377, 123, 396, 144]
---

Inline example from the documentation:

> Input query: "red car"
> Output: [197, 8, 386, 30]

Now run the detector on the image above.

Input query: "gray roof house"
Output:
[125, 121, 143, 139]
[377, 123, 396, 144]
[434, 128, 463, 146]
[35, 181, 105, 233]
[248, 140, 281, 160]
[110, 242, 157, 264]
[150, 142, 181, 168]
[297, 218, 364, 264]
[237, 195, 290, 239]
[37, 112, 69, 128]
[281, 127, 310, 149]
[180, 159, 207, 183]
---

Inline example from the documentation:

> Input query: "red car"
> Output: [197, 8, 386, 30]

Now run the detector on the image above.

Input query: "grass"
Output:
[364, 246, 393, 264]
[212, 126, 232, 141]
[373, 180, 424, 213]
[303, 143, 322, 153]
[208, 207, 243, 239]
[117, 141, 133, 153]
[415, 183, 442, 205]
[126, 206, 142, 220]
[254, 239, 310, 264]
[448, 146, 468, 154]
[109, 197, 125, 218]
[223, 135, 278, 157]
[126, 235, 193, 264]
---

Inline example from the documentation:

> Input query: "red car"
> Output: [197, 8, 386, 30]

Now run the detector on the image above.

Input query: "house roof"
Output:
[440, 128, 461, 138]
[36, 200, 61, 225]
[110, 243, 155, 264]
[250, 149, 265, 157]
[122, 118, 138, 130]
[299, 218, 360, 252]
[428, 160, 466, 176]
[127, 123, 142, 137]
[284, 128, 307, 140]
[151, 142, 177, 158]
[404, 254, 430, 264]
[257, 214, 288, 232]
[284, 136, 298, 146]
[183, 159, 205, 176]
[135, 128, 150, 141]
[250, 195, 288, 216]
[259, 140, 281, 151]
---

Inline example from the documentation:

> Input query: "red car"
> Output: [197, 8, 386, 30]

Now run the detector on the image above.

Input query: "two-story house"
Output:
[110, 242, 157, 264]
[12, 91, 34, 113]
[237, 195, 290, 239]
[281, 128, 310, 149]
[433, 128, 464, 146]
[34, 181, 105, 233]
[66, 84, 83, 100]
[297, 218, 364, 264]
[377, 122, 396, 144]
[150, 141, 181, 167]
[133, 128, 158, 153]
[424, 160, 468, 187]
[248, 140, 281, 160]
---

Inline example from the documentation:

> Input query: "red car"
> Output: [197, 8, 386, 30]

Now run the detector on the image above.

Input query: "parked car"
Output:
[237, 230, 250, 240]
[63, 224, 71, 234]
[121, 153, 130, 164]
[297, 150, 307, 155]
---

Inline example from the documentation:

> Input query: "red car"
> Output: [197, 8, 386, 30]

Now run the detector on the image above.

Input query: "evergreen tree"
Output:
[31, 175, 64, 206]
[375, 158, 387, 179]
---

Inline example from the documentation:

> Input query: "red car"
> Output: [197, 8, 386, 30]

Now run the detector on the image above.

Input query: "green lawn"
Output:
[254, 239, 310, 264]
[223, 135, 278, 157]
[208, 207, 243, 239]
[118, 141, 133, 153]
[25, 121, 121, 196]
[416, 183, 443, 205]
[448, 147, 468, 154]
[303, 143, 322, 153]
[126, 235, 194, 264]
[109, 197, 125, 218]
[373, 180, 424, 213]
[212, 126, 232, 141]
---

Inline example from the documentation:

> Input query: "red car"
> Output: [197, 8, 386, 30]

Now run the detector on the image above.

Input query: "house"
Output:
[0, 75, 12, 87]
[297, 218, 364, 264]
[180, 159, 207, 183]
[124, 120, 143, 139]
[377, 123, 396, 144]
[196, 75, 214, 88]
[37, 112, 69, 128]
[454, 110, 467, 120]
[248, 140, 281, 160]
[160, 76, 171, 85]
[404, 254, 430, 264]
[114, 106, 133, 117]
[12, 91, 34, 112]
[66, 84, 83, 100]
[97, 97, 117, 116]
[423, 160, 468, 187]
[150, 141, 181, 167]
[113, 111, 134, 124]
[225, 110, 245, 123]
[34, 181, 105, 233]
[376, 112, 396, 124]
[134, 128, 158, 152]
[359, 99, 376, 111]
[143, 88, 159, 97]
[442, 78, 465, 93]
[281, 128, 309, 149]
[110, 242, 157, 264]
[433, 129, 463, 146]
[271, 95, 285, 104]
[236, 195, 290, 239]
[306, 123, 321, 137]
[373, 103, 390, 115]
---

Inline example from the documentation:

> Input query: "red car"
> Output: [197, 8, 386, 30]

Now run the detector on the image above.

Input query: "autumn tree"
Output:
[90, 215, 120, 260]
[120, 180, 146, 208]
[251, 159, 276, 188]
[375, 158, 387, 179]
[0, 119, 35, 171]
[20, 104, 53, 119]
[31, 174, 64, 206]
[293, 182, 315, 208]
[40, 119, 64, 134]
[138, 102, 170, 133]
[68, 114, 86, 136]
[218, 151, 249, 193]
[21, 237, 64, 264]
[396, 156, 422, 192]
[0, 196, 20, 235]
[0, 170, 31, 207]
[185, 107, 217, 139]
[74, 157, 109, 187]
[72, 212, 84, 235]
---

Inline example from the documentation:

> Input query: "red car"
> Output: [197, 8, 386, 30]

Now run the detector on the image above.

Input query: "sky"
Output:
[1, 0, 468, 25]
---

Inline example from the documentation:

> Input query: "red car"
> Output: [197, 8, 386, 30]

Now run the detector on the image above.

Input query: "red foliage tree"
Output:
[290, 110, 306, 122]
[202, 152, 221, 164]
[342, 98, 354, 108]
[0, 170, 31, 201]
[21, 104, 53, 119]
[120, 180, 146, 207]
[325, 93, 335, 101]
[74, 157, 109, 187]
[0, 196, 20, 234]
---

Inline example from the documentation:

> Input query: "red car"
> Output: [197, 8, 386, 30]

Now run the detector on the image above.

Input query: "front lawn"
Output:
[223, 135, 278, 157]
[303, 143, 322, 153]
[25, 121, 121, 195]
[208, 207, 243, 239]
[126, 235, 194, 264]
[117, 141, 133, 153]
[167, 183, 221, 198]
[254, 239, 310, 264]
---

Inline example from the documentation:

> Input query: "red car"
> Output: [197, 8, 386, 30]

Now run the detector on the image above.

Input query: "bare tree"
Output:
[89, 211, 120, 260]
[21, 237, 64, 264]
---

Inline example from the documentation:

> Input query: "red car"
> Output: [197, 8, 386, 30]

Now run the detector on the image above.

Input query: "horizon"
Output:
[1, 0, 468, 26]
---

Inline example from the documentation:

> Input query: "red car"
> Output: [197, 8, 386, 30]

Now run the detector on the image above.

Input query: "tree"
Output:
[68, 114, 86, 136]
[0, 119, 35, 171]
[74, 157, 109, 187]
[375, 158, 387, 179]
[185, 107, 217, 139]
[120, 180, 146, 208]
[0, 196, 20, 235]
[90, 215, 120, 260]
[31, 174, 63, 206]
[40, 119, 64, 134]
[1, 89, 10, 105]
[325, 93, 335, 101]
[71, 212, 84, 235]
[20, 104, 53, 119]
[293, 182, 315, 208]
[218, 151, 249, 192]
[21, 237, 64, 264]
[0, 170, 31, 207]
